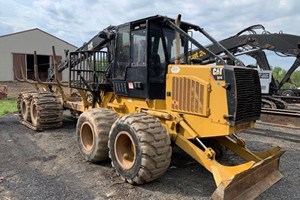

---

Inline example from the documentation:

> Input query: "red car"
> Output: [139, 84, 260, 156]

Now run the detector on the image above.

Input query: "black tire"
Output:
[273, 98, 288, 109]
[76, 108, 118, 162]
[108, 113, 172, 184]
[30, 92, 63, 129]
[282, 90, 294, 97]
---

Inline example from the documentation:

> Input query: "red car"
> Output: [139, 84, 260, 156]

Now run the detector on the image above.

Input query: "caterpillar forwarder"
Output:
[15, 15, 283, 199]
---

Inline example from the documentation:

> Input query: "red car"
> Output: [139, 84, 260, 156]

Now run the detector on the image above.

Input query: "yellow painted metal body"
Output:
[101, 64, 255, 139]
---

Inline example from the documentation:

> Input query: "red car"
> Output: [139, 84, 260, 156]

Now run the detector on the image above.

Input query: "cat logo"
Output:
[212, 68, 223, 76]
[211, 68, 224, 80]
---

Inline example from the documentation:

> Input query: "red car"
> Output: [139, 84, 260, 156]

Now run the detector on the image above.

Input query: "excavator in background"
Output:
[190, 24, 300, 109]
[15, 15, 284, 199]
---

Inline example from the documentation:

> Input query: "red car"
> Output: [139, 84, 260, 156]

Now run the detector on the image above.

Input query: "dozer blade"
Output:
[212, 149, 284, 200]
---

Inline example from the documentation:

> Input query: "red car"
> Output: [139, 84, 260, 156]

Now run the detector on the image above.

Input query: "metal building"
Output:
[0, 28, 77, 81]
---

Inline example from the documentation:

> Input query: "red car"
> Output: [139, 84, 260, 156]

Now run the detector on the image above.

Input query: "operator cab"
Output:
[69, 15, 231, 100]
[112, 16, 190, 99]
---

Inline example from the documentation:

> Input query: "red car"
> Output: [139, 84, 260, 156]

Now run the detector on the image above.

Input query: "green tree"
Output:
[272, 66, 300, 89]
[272, 67, 283, 80]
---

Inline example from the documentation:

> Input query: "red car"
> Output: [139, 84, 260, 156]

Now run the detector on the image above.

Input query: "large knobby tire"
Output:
[108, 113, 172, 184]
[30, 92, 63, 129]
[76, 108, 118, 162]
[18, 92, 32, 122]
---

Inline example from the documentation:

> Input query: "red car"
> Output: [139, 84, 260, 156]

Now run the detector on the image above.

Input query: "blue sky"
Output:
[1, 0, 299, 70]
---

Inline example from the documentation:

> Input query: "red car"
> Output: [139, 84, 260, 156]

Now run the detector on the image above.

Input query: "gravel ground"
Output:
[0, 112, 299, 200]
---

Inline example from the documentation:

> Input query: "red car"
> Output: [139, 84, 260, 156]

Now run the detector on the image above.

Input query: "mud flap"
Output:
[211, 150, 284, 200]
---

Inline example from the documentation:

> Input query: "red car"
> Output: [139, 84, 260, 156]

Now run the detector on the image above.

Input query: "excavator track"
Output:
[261, 98, 276, 109]
[264, 96, 288, 109]
[17, 91, 63, 131]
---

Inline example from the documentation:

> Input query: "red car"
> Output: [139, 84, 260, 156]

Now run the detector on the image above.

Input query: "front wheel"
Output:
[76, 108, 118, 162]
[108, 113, 172, 184]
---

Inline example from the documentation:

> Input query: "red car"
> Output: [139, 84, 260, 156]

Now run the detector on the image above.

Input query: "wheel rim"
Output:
[114, 131, 136, 170]
[80, 122, 94, 152]
[21, 100, 27, 118]
[31, 103, 37, 122]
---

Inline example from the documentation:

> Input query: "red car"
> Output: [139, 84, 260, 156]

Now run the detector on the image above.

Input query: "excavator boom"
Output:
[192, 26, 300, 91]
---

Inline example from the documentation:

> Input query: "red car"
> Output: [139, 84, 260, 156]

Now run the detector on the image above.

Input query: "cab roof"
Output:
[118, 15, 201, 31]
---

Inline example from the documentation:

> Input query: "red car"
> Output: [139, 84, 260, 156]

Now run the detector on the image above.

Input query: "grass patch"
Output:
[0, 99, 17, 116]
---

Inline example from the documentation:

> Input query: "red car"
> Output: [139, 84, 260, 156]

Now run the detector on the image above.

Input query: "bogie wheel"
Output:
[76, 108, 118, 162]
[30, 92, 63, 129]
[18, 92, 32, 121]
[108, 113, 172, 184]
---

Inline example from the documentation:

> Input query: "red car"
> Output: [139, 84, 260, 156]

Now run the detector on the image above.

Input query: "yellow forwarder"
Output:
[16, 15, 283, 199]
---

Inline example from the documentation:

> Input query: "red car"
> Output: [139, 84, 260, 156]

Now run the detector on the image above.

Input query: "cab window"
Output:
[113, 26, 130, 79]
[131, 29, 146, 67]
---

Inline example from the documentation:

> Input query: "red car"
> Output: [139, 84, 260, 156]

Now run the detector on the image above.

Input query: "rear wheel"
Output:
[76, 108, 118, 162]
[30, 92, 63, 129]
[108, 113, 172, 184]
[18, 93, 31, 121]
[17, 91, 39, 122]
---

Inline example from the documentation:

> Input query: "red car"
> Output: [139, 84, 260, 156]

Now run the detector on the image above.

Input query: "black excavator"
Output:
[190, 24, 300, 109]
